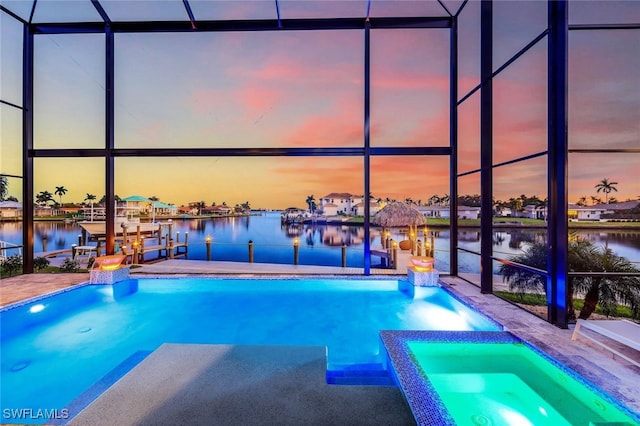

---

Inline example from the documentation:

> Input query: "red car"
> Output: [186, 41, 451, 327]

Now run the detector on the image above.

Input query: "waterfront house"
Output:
[494, 206, 513, 217]
[458, 206, 481, 220]
[178, 205, 197, 215]
[417, 205, 480, 219]
[519, 205, 547, 220]
[59, 206, 83, 217]
[122, 195, 151, 215]
[205, 205, 232, 216]
[319, 193, 363, 216]
[0, 201, 22, 219]
[151, 201, 178, 216]
[570, 201, 640, 221]
[417, 205, 450, 218]
[34, 205, 59, 217]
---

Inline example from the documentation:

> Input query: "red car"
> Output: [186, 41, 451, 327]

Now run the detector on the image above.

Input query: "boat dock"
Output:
[35, 228, 188, 266]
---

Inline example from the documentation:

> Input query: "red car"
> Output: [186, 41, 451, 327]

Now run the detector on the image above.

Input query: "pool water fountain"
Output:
[89, 254, 129, 284]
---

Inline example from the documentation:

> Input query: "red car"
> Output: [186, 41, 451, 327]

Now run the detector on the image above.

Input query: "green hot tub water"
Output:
[408, 341, 637, 426]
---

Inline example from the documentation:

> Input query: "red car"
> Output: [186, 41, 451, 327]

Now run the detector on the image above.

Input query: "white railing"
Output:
[0, 240, 22, 260]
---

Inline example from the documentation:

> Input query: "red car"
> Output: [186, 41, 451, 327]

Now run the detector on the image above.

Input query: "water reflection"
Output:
[2, 216, 640, 270]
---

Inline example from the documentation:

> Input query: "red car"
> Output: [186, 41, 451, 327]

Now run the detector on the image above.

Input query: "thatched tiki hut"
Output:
[373, 202, 426, 252]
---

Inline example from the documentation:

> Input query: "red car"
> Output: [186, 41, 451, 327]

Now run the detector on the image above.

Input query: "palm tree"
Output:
[590, 195, 603, 206]
[36, 190, 55, 206]
[595, 178, 618, 204]
[499, 237, 640, 320]
[509, 197, 523, 212]
[305, 195, 316, 212]
[55, 186, 68, 207]
[577, 196, 587, 206]
[84, 193, 97, 220]
[0, 175, 8, 200]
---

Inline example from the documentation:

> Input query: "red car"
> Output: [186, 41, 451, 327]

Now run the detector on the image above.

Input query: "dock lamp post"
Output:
[205, 235, 212, 261]
[293, 238, 299, 265]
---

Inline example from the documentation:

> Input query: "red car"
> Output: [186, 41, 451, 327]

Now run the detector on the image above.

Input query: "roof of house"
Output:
[596, 200, 640, 210]
[0, 201, 22, 209]
[353, 201, 378, 207]
[123, 195, 150, 202]
[321, 193, 354, 199]
[151, 201, 176, 209]
[571, 201, 639, 211]
[418, 205, 480, 211]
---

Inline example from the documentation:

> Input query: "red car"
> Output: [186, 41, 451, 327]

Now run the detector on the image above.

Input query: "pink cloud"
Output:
[279, 115, 362, 147]
[279, 97, 363, 147]
[236, 85, 284, 114]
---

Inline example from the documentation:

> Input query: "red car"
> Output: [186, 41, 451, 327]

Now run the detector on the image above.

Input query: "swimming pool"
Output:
[0, 277, 500, 423]
[381, 330, 640, 426]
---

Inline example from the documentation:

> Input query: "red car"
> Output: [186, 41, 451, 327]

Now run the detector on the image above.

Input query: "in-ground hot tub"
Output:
[381, 330, 640, 426]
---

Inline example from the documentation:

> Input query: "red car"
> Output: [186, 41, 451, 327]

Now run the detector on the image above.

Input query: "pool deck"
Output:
[1, 260, 639, 424]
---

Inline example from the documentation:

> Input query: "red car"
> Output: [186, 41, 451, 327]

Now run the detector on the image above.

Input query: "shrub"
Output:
[59, 257, 81, 273]
[34, 256, 50, 271]
[0, 254, 23, 277]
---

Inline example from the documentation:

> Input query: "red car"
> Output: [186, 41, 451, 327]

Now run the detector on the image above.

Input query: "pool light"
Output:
[29, 304, 45, 313]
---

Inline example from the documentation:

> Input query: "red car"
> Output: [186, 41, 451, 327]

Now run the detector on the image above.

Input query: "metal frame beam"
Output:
[363, 21, 371, 275]
[22, 23, 34, 274]
[30, 147, 451, 158]
[31, 16, 452, 35]
[449, 15, 458, 275]
[547, 0, 569, 328]
[105, 24, 115, 254]
[479, 0, 493, 294]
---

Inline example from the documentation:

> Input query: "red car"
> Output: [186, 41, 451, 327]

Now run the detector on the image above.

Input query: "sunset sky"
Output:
[1, 0, 638, 209]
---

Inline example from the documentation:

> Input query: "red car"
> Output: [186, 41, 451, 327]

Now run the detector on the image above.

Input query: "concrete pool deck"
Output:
[1, 260, 639, 424]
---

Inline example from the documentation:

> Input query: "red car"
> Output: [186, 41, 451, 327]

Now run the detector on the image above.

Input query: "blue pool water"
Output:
[0, 278, 500, 420]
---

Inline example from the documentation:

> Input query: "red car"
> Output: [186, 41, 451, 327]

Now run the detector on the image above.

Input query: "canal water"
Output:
[1, 212, 639, 272]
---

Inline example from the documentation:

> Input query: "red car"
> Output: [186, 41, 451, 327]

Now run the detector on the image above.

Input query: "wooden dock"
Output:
[35, 229, 188, 266]
[120, 233, 188, 265]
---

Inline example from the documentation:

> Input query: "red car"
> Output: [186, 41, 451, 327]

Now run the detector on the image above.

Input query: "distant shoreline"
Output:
[11, 216, 640, 230]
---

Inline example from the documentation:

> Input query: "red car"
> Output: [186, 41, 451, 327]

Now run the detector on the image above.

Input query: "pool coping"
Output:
[380, 330, 640, 426]
[0, 281, 91, 313]
[0, 274, 402, 312]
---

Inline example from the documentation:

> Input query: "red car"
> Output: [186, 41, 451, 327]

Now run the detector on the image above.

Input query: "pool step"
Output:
[57, 350, 153, 424]
[327, 363, 395, 386]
